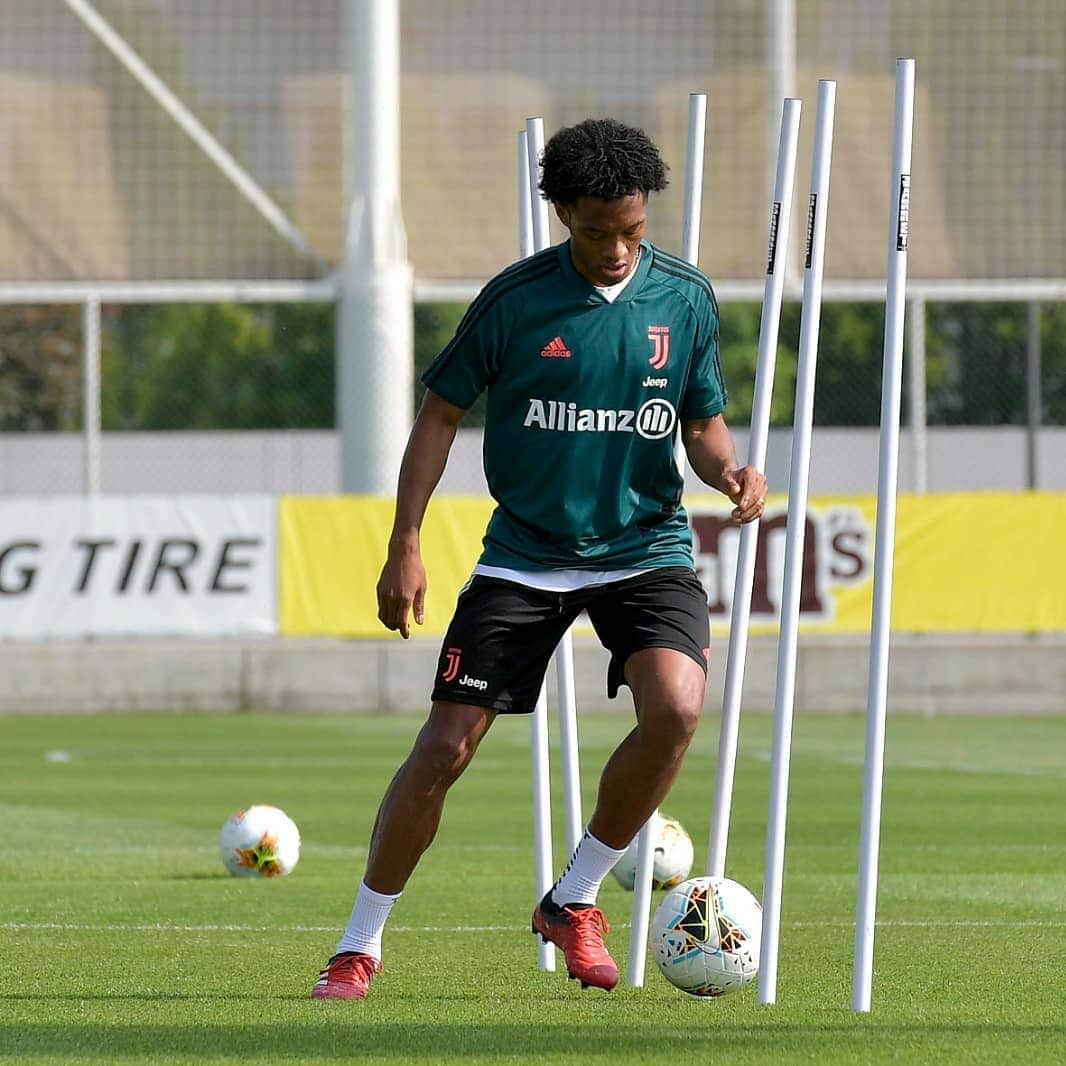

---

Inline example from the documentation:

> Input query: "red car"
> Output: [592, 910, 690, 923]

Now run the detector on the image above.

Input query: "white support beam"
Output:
[0, 280, 339, 305]
[338, 0, 413, 493]
[0, 278, 1063, 308]
[63, 0, 324, 268]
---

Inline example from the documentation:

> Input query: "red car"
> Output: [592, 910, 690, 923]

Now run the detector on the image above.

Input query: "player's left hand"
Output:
[721, 467, 768, 525]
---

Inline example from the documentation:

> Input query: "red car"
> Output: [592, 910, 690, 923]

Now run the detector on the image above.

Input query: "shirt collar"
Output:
[556, 238, 654, 305]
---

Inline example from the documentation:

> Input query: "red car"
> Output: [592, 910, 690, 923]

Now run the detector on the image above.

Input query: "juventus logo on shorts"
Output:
[441, 647, 462, 682]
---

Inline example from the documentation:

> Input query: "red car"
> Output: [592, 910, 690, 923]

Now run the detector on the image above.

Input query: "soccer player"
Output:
[312, 118, 767, 1000]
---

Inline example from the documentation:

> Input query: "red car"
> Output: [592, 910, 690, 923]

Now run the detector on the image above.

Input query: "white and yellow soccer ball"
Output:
[611, 812, 694, 891]
[651, 876, 762, 997]
[219, 805, 301, 878]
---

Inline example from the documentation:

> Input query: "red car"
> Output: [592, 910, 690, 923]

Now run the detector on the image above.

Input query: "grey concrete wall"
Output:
[2, 427, 1065, 496]
[1, 635, 1062, 716]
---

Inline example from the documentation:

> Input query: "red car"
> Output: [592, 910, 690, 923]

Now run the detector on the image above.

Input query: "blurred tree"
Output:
[0, 299, 1052, 435]
[726, 301, 914, 428]
[102, 303, 334, 430]
[0, 306, 82, 431]
[925, 303, 1026, 425]
[413, 302, 487, 425]
[1040, 302, 1066, 425]
[716, 301, 797, 427]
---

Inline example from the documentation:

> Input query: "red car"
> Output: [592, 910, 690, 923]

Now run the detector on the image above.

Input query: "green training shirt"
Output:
[421, 239, 728, 570]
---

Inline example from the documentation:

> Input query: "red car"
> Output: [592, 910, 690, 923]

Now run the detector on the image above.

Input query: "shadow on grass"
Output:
[2, 1022, 1064, 1059]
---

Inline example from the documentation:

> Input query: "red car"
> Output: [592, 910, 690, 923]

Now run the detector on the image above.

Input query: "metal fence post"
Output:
[767, 0, 797, 282]
[1026, 300, 1042, 490]
[83, 294, 102, 496]
[907, 296, 927, 493]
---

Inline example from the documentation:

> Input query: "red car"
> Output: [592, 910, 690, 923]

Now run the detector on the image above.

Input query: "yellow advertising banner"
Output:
[280, 496, 493, 637]
[279, 493, 1066, 637]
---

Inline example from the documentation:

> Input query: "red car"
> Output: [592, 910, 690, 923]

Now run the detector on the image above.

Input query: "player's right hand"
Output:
[376, 546, 427, 639]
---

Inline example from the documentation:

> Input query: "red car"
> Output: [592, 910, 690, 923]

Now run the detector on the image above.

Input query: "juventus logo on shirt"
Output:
[648, 325, 670, 369]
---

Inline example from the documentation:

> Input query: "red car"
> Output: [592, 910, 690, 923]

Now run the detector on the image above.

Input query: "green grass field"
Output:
[2, 710, 1063, 1064]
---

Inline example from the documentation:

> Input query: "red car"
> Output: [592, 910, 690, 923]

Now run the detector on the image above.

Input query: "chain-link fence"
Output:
[0, 2, 1064, 492]
[1, 0, 1063, 282]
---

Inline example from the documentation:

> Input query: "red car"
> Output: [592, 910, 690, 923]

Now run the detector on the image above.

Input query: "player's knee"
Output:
[640, 694, 702, 758]
[411, 723, 479, 787]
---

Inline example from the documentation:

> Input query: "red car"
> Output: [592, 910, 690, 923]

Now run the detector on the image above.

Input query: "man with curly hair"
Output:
[312, 118, 767, 1000]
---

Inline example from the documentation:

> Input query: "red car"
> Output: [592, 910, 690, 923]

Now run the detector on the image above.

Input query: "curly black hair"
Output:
[539, 118, 669, 204]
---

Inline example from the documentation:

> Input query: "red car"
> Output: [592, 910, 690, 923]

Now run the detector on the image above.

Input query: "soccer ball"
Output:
[219, 805, 301, 878]
[611, 812, 694, 891]
[651, 876, 762, 997]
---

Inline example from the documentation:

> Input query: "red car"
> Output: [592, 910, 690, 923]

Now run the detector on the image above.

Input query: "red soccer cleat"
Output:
[531, 893, 619, 990]
[311, 952, 382, 1000]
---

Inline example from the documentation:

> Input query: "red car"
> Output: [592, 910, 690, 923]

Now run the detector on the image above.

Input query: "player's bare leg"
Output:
[313, 700, 494, 999]
[532, 647, 705, 990]
[588, 647, 706, 848]
[365, 700, 496, 893]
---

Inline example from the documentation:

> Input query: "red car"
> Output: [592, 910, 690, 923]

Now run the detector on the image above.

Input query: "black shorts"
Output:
[431, 566, 710, 714]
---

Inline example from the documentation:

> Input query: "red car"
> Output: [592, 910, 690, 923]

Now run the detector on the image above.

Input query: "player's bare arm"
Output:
[681, 414, 767, 525]
[376, 390, 466, 638]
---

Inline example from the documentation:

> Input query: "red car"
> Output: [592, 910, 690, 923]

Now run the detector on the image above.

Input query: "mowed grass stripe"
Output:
[0, 711, 1063, 1065]
[5, 919, 1066, 932]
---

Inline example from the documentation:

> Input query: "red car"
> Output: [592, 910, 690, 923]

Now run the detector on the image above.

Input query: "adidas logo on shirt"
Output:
[540, 336, 572, 358]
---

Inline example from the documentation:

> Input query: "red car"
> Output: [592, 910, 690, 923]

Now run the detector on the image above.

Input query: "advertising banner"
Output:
[0, 496, 277, 638]
[279, 492, 1066, 638]
[280, 495, 490, 637]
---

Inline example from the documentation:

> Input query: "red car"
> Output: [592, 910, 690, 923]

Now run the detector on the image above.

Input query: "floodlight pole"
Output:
[339, 0, 414, 492]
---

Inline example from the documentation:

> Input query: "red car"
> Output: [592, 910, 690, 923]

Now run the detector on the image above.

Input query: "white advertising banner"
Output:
[0, 496, 277, 638]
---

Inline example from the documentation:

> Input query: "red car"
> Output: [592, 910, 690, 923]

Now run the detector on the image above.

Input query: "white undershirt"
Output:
[592, 247, 641, 303]
[472, 563, 655, 592]
[475, 252, 648, 592]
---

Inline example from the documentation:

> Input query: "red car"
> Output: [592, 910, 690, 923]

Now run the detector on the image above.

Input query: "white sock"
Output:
[551, 828, 628, 908]
[335, 880, 401, 961]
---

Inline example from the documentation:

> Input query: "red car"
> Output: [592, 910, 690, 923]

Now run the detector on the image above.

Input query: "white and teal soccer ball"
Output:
[651, 876, 762, 997]
[611, 813, 694, 891]
[219, 805, 301, 878]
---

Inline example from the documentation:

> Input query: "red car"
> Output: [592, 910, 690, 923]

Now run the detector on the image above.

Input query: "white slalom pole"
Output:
[525, 118, 550, 251]
[625, 818, 657, 987]
[706, 98, 802, 879]
[518, 131, 534, 260]
[555, 631, 583, 857]
[758, 79, 836, 1007]
[531, 684, 556, 971]
[525, 116, 584, 878]
[520, 130, 555, 972]
[852, 58, 915, 1014]
[681, 93, 707, 265]
[627, 92, 708, 989]
[674, 94, 707, 483]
